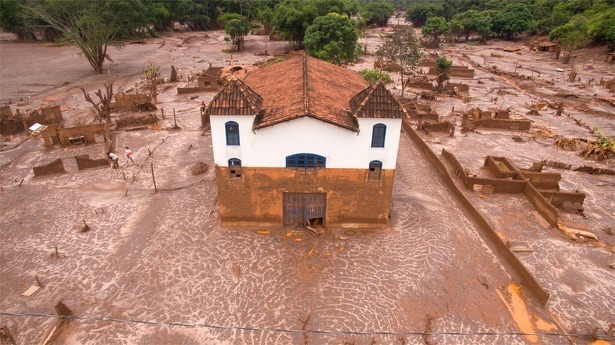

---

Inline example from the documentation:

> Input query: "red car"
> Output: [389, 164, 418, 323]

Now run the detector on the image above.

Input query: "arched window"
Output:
[286, 153, 326, 169]
[228, 158, 241, 178]
[371, 123, 386, 148]
[368, 160, 382, 181]
[225, 121, 240, 146]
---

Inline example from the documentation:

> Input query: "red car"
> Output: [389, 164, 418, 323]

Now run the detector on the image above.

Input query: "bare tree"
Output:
[80, 81, 113, 129]
[376, 28, 423, 98]
[142, 64, 160, 104]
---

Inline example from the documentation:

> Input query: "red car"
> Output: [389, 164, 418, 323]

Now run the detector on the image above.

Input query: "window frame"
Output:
[228, 158, 242, 178]
[371, 123, 387, 148]
[368, 160, 383, 181]
[286, 153, 326, 169]
[225, 121, 240, 146]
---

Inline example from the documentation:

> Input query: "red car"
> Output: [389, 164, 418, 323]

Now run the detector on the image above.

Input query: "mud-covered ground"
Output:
[0, 22, 613, 345]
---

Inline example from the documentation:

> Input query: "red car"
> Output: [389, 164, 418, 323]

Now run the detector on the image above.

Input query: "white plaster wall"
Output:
[210, 115, 401, 169]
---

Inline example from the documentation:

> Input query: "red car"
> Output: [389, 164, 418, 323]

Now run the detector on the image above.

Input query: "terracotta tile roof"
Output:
[350, 82, 409, 119]
[205, 77, 263, 116]
[207, 56, 406, 131]
[244, 55, 368, 132]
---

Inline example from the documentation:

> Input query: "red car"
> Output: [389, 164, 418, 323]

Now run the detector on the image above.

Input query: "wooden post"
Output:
[36, 275, 43, 287]
[173, 108, 177, 128]
[161, 108, 165, 119]
[151, 162, 157, 192]
[18, 179, 24, 187]
[124, 189, 128, 197]
[147, 148, 152, 156]
[54, 246, 59, 258]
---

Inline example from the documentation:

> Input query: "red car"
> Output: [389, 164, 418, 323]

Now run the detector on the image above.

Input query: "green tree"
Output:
[475, 11, 493, 43]
[257, 6, 275, 34]
[376, 28, 422, 97]
[550, 15, 589, 63]
[360, 69, 392, 84]
[0, 0, 37, 39]
[220, 13, 251, 51]
[422, 16, 450, 47]
[406, 2, 445, 27]
[271, 0, 318, 44]
[174, 0, 212, 30]
[492, 3, 533, 39]
[25, 0, 149, 74]
[360, 1, 394, 28]
[435, 56, 452, 90]
[304, 13, 358, 64]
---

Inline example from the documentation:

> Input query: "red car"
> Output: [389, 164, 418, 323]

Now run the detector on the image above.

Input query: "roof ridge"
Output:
[352, 82, 379, 116]
[205, 77, 263, 116]
[350, 82, 408, 119]
[303, 55, 309, 115]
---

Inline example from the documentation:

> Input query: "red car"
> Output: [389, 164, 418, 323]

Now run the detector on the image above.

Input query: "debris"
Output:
[557, 223, 598, 240]
[509, 246, 534, 253]
[21, 285, 41, 297]
[338, 245, 344, 252]
[80, 219, 90, 233]
[306, 226, 324, 235]
[257, 230, 270, 235]
[307, 247, 315, 257]
[574, 165, 615, 175]
[294, 238, 302, 242]
[556, 68, 564, 72]
[0, 325, 16, 345]
[190, 161, 208, 175]
[555, 137, 582, 151]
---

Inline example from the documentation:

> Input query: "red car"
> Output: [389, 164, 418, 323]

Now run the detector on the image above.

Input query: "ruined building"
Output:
[206, 55, 407, 228]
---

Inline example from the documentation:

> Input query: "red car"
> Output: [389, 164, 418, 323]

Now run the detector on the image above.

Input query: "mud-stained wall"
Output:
[522, 172, 561, 190]
[428, 66, 475, 78]
[539, 191, 586, 210]
[41, 105, 63, 123]
[177, 87, 205, 95]
[57, 124, 104, 145]
[444, 151, 528, 193]
[115, 94, 149, 109]
[75, 155, 109, 170]
[33, 159, 65, 177]
[0, 106, 12, 117]
[403, 120, 550, 305]
[473, 119, 531, 130]
[524, 184, 559, 226]
[215, 166, 395, 228]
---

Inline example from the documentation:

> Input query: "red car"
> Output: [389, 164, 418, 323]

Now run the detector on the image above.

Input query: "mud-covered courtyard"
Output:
[1, 24, 614, 345]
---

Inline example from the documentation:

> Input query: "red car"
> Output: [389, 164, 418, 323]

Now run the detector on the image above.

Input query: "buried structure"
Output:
[206, 55, 407, 228]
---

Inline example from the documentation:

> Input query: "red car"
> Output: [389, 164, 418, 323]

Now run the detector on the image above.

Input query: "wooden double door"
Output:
[283, 193, 326, 226]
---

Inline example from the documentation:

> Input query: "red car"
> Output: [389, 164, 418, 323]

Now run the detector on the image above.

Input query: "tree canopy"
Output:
[304, 13, 358, 64]
[422, 16, 450, 47]
[270, 0, 357, 45]
[360, 1, 394, 28]
[23, 0, 151, 74]
[491, 3, 533, 39]
[405, 2, 445, 27]
[220, 13, 251, 51]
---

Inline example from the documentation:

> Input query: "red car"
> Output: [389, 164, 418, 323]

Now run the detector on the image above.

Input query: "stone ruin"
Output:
[462, 107, 531, 132]
[177, 66, 224, 94]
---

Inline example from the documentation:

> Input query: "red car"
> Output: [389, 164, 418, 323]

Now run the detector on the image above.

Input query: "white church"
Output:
[206, 55, 407, 228]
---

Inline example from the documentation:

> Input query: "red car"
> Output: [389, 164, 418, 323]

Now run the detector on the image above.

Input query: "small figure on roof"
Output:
[108, 152, 119, 169]
[200, 101, 206, 115]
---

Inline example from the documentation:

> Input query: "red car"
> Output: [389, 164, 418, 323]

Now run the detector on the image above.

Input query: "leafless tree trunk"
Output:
[80, 81, 113, 140]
